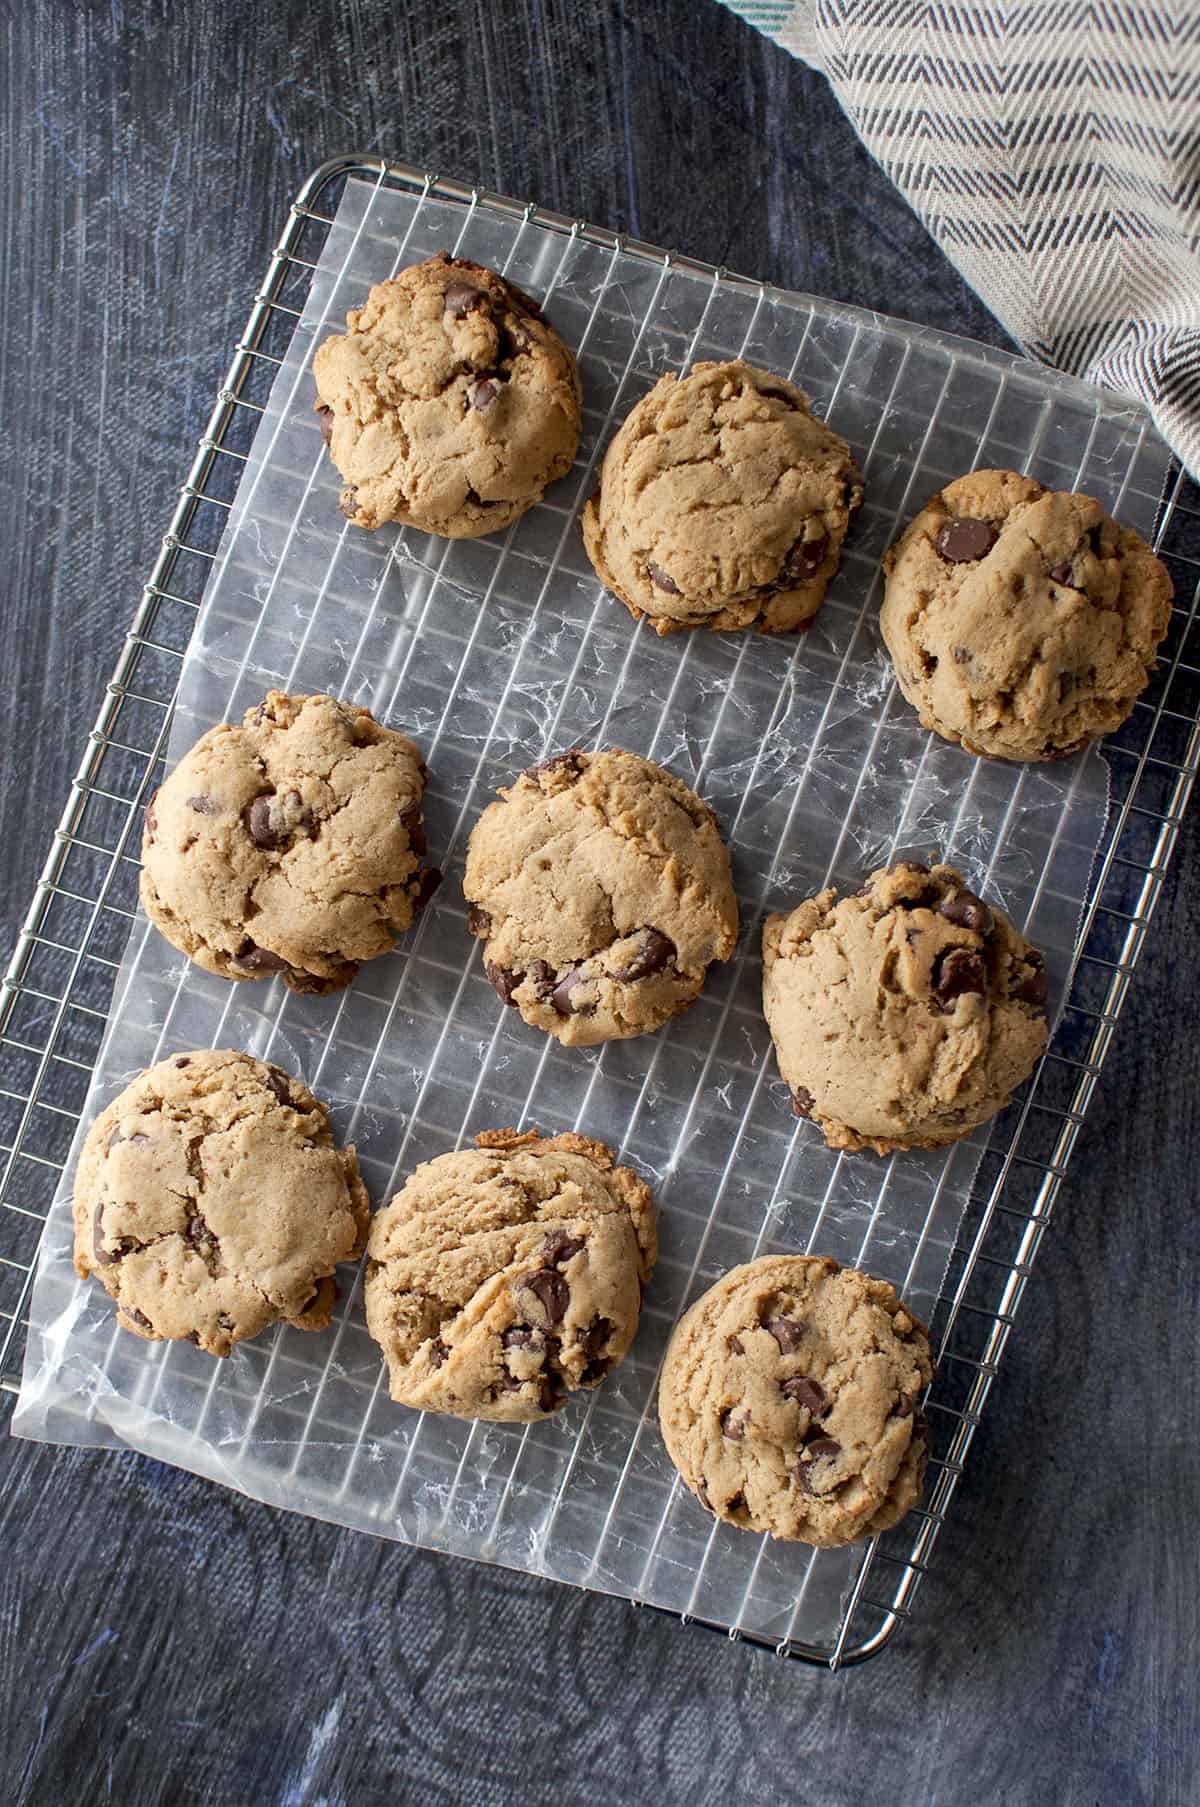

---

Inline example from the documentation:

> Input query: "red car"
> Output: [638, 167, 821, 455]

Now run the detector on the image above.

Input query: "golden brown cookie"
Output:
[463, 748, 739, 1046]
[72, 1050, 369, 1356]
[881, 468, 1173, 760]
[364, 1128, 656, 1422]
[140, 691, 438, 995]
[658, 1256, 933, 1547]
[582, 359, 862, 634]
[762, 859, 1048, 1154]
[313, 251, 581, 537]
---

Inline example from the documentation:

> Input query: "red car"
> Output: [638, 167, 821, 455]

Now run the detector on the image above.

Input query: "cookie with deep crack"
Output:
[72, 1050, 369, 1355]
[463, 747, 739, 1046]
[762, 859, 1048, 1153]
[581, 359, 863, 634]
[312, 251, 582, 537]
[140, 691, 438, 994]
[881, 468, 1173, 760]
[658, 1255, 933, 1547]
[364, 1128, 656, 1421]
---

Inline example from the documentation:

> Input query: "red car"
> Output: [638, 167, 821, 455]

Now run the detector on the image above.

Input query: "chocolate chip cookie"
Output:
[762, 859, 1048, 1153]
[658, 1256, 933, 1547]
[312, 251, 582, 537]
[463, 748, 739, 1046]
[581, 359, 863, 634]
[73, 1050, 369, 1355]
[364, 1128, 656, 1422]
[881, 468, 1173, 760]
[141, 691, 438, 994]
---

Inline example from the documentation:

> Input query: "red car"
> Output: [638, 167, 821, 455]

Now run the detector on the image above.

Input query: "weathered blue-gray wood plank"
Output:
[1, 4, 1196, 1803]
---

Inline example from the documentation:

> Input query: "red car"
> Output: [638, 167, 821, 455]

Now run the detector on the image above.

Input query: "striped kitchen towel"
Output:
[719, 3, 1200, 478]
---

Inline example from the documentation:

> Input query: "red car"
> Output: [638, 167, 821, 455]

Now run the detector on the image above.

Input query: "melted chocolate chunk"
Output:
[934, 516, 997, 563]
[646, 562, 680, 595]
[550, 965, 589, 1015]
[577, 1317, 611, 1363]
[485, 961, 523, 1005]
[538, 1375, 565, 1414]
[410, 868, 443, 914]
[523, 750, 583, 783]
[247, 794, 283, 849]
[932, 946, 988, 1007]
[443, 280, 488, 320]
[174, 1056, 191, 1068]
[467, 905, 492, 938]
[1013, 951, 1048, 1008]
[234, 940, 289, 975]
[125, 1307, 154, 1331]
[520, 1266, 569, 1327]
[938, 890, 994, 936]
[782, 530, 829, 582]
[187, 794, 219, 815]
[615, 928, 676, 983]
[316, 404, 334, 446]
[541, 1229, 585, 1267]
[791, 1086, 815, 1120]
[894, 1392, 917, 1418]
[265, 1068, 295, 1109]
[1048, 560, 1076, 586]
[766, 1316, 806, 1353]
[469, 377, 499, 412]
[720, 1408, 747, 1442]
[781, 1376, 826, 1414]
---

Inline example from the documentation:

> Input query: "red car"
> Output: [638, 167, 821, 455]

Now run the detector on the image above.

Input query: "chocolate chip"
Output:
[502, 1327, 538, 1350]
[485, 961, 522, 1005]
[551, 966, 589, 1015]
[1013, 952, 1047, 1008]
[525, 960, 557, 1001]
[467, 905, 492, 938]
[695, 1481, 713, 1512]
[805, 1435, 841, 1461]
[174, 1056, 191, 1068]
[187, 794, 219, 815]
[1048, 561, 1075, 585]
[938, 891, 994, 935]
[144, 789, 159, 842]
[935, 516, 997, 563]
[234, 940, 289, 974]
[615, 928, 676, 983]
[523, 750, 582, 783]
[781, 1376, 826, 1414]
[783, 530, 828, 582]
[92, 1206, 121, 1268]
[125, 1307, 153, 1331]
[791, 1087, 815, 1120]
[646, 562, 680, 595]
[443, 281, 488, 319]
[727, 1335, 745, 1356]
[720, 1408, 747, 1442]
[538, 1376, 564, 1414]
[265, 1069, 294, 1109]
[410, 868, 443, 914]
[541, 1229, 584, 1266]
[583, 1356, 612, 1385]
[247, 794, 282, 849]
[188, 1214, 218, 1260]
[339, 486, 359, 520]
[469, 377, 499, 412]
[577, 1317, 611, 1363]
[399, 803, 427, 857]
[894, 1392, 917, 1418]
[316, 404, 334, 446]
[932, 946, 988, 1006]
[520, 1266, 569, 1327]
[429, 1336, 449, 1369]
[766, 1316, 805, 1353]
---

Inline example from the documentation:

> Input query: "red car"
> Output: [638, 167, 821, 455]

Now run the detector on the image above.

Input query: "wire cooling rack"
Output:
[3, 156, 1199, 1669]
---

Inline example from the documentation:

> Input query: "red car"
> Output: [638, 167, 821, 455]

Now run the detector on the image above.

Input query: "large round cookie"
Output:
[582, 359, 862, 634]
[141, 691, 438, 994]
[762, 859, 1048, 1154]
[73, 1050, 369, 1356]
[658, 1256, 933, 1547]
[881, 468, 1173, 761]
[364, 1129, 656, 1422]
[463, 747, 739, 1046]
[312, 251, 581, 537]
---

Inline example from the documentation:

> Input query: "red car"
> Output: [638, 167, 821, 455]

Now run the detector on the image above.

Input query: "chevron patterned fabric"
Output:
[717, 1, 1200, 477]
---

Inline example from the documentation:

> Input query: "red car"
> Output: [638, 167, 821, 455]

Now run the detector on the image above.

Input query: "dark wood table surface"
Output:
[2, 4, 1196, 1802]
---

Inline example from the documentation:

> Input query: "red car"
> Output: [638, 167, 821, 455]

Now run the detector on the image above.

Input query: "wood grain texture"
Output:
[1, 2, 1196, 1803]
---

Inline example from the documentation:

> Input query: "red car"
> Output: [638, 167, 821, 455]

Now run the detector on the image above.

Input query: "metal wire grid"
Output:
[2, 156, 1198, 1669]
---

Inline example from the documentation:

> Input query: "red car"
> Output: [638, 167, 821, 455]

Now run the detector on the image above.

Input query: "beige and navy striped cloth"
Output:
[719, 3, 1200, 477]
